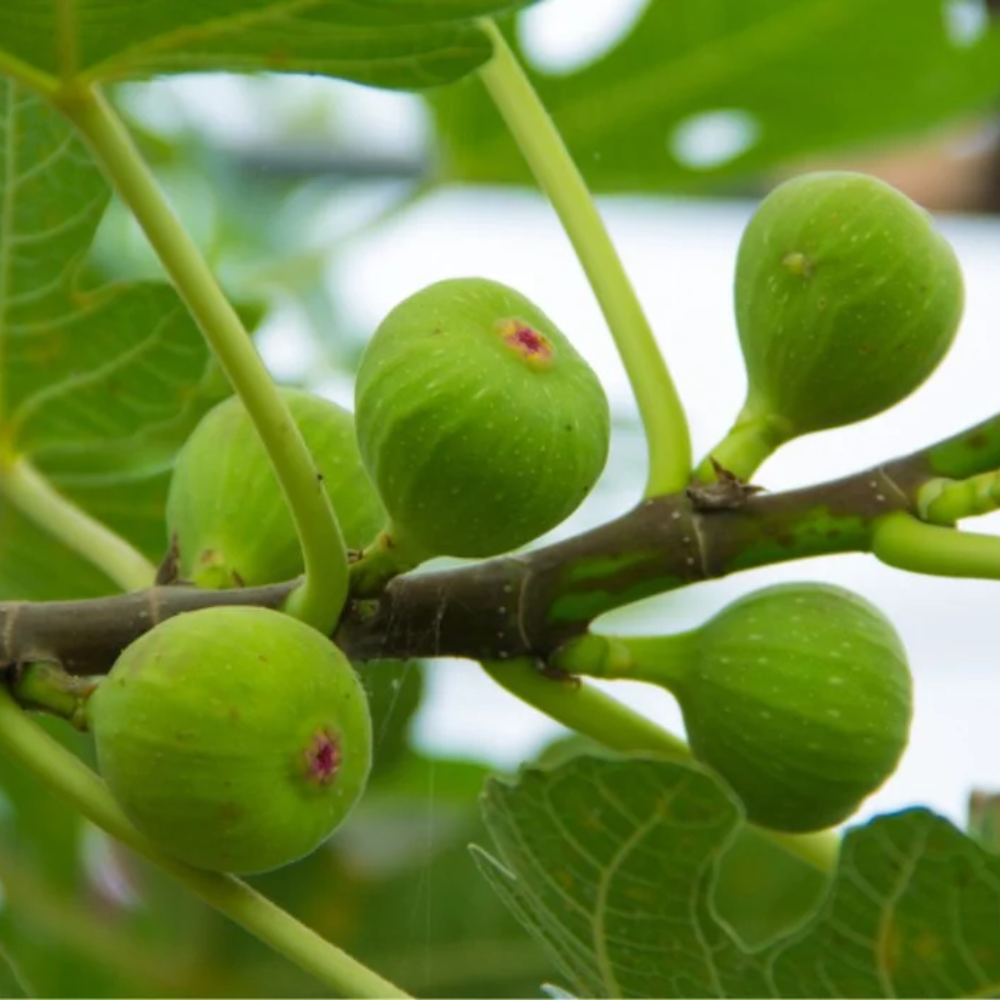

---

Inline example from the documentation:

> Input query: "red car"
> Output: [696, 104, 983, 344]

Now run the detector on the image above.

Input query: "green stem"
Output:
[479, 657, 689, 759]
[0, 687, 410, 999]
[482, 655, 839, 873]
[549, 630, 699, 691]
[916, 472, 1000, 525]
[0, 457, 155, 591]
[695, 407, 794, 482]
[55, 85, 346, 633]
[349, 526, 428, 598]
[475, 20, 692, 497]
[925, 412, 1000, 480]
[10, 661, 94, 728]
[610, 632, 699, 691]
[872, 510, 1000, 579]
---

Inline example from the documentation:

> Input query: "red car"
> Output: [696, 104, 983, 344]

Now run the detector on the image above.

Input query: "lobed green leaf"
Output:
[478, 754, 1000, 998]
[0, 81, 220, 598]
[0, 942, 32, 998]
[0, 0, 533, 93]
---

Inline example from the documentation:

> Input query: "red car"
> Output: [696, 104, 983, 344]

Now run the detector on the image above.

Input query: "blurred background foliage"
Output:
[4, 0, 1000, 994]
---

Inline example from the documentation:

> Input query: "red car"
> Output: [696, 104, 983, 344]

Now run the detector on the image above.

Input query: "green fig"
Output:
[354, 278, 610, 562]
[166, 389, 385, 588]
[87, 606, 372, 874]
[703, 172, 964, 480]
[737, 171, 963, 435]
[627, 583, 912, 832]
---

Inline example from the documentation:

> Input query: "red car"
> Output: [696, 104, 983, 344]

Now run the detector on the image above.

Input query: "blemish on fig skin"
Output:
[220, 801, 243, 822]
[496, 319, 554, 367]
[304, 730, 341, 785]
[782, 251, 813, 278]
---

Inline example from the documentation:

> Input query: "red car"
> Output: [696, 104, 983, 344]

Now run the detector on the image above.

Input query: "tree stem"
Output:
[475, 20, 692, 497]
[54, 84, 347, 633]
[916, 470, 1000, 524]
[480, 657, 689, 759]
[873, 511, 1000, 579]
[0, 457, 155, 592]
[609, 632, 700, 691]
[695, 408, 794, 482]
[10, 661, 93, 727]
[0, 688, 410, 999]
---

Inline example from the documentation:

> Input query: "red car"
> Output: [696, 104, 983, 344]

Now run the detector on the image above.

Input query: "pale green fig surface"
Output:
[87, 607, 372, 874]
[674, 582, 912, 833]
[735, 171, 964, 436]
[166, 389, 385, 589]
[354, 277, 610, 560]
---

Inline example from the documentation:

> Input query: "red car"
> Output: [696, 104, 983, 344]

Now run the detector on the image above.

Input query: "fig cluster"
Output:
[169, 278, 609, 581]
[143, 233, 931, 852]
[104, 275, 613, 869]
[87, 607, 372, 873]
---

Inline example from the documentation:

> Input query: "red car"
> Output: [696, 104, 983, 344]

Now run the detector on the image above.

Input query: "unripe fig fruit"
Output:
[354, 278, 610, 560]
[735, 171, 963, 437]
[166, 389, 385, 588]
[87, 607, 372, 873]
[636, 583, 912, 832]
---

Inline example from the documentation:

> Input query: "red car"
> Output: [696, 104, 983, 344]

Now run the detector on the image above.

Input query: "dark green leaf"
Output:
[477, 754, 1000, 998]
[433, 0, 1000, 191]
[0, 84, 212, 463]
[0, 81, 221, 599]
[475, 754, 765, 998]
[768, 809, 1000, 997]
[0, 942, 31, 998]
[712, 825, 829, 951]
[0, 500, 116, 600]
[0, 720, 188, 997]
[358, 659, 425, 776]
[0, 1, 533, 92]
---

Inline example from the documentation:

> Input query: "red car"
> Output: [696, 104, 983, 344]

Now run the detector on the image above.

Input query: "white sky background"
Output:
[124, 0, 1000, 833]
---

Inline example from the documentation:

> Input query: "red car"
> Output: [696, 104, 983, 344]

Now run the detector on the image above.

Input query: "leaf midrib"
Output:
[80, 0, 327, 81]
